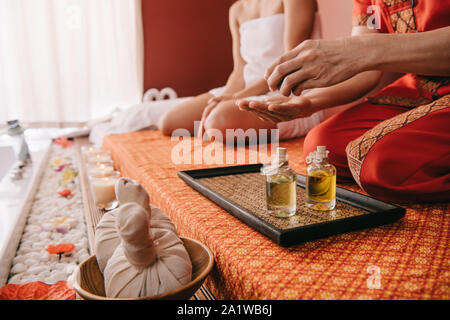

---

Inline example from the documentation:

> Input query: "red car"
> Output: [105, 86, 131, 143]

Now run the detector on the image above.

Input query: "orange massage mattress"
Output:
[103, 130, 449, 300]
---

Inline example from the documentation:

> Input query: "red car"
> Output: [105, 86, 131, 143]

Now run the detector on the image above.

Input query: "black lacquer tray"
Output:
[178, 164, 405, 247]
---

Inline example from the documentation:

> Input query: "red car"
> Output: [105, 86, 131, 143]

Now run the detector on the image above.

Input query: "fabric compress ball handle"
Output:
[116, 203, 156, 269]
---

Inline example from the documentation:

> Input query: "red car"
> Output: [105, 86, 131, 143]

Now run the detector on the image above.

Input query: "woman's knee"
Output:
[159, 111, 177, 136]
[203, 103, 229, 138]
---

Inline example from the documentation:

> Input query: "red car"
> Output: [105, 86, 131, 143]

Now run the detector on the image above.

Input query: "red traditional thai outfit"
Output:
[304, 0, 450, 203]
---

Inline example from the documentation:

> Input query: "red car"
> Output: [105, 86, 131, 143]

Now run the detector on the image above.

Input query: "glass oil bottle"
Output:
[305, 146, 336, 211]
[262, 148, 297, 218]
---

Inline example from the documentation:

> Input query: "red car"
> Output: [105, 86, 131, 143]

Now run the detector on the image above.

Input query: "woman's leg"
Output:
[159, 93, 213, 136]
[203, 99, 278, 145]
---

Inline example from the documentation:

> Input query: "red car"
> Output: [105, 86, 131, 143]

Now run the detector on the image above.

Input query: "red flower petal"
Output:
[58, 189, 72, 197]
[39, 281, 76, 300]
[46, 243, 76, 255]
[16, 282, 49, 300]
[0, 281, 75, 300]
[54, 137, 74, 148]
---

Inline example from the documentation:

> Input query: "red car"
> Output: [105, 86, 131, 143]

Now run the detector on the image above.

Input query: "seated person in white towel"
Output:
[159, 0, 323, 142]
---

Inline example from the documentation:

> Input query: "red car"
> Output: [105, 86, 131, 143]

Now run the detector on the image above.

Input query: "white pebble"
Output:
[32, 241, 46, 249]
[76, 238, 88, 249]
[28, 265, 50, 275]
[64, 264, 77, 275]
[24, 252, 42, 260]
[78, 254, 90, 263]
[67, 218, 78, 228]
[39, 252, 51, 262]
[41, 223, 54, 232]
[8, 274, 23, 284]
[25, 225, 41, 233]
[62, 235, 76, 243]
[23, 258, 39, 266]
[39, 232, 51, 241]
[47, 271, 67, 283]
[19, 277, 32, 284]
[11, 263, 27, 274]
[39, 271, 52, 279]
[74, 248, 88, 258]
[12, 256, 24, 264]
[53, 263, 67, 271]
[18, 245, 33, 254]
[51, 233, 63, 241]
[23, 233, 40, 242]
[27, 216, 39, 224]
[27, 275, 40, 282]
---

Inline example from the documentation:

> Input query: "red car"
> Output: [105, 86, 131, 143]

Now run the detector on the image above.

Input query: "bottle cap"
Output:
[261, 147, 289, 175]
[306, 146, 330, 164]
[276, 147, 287, 161]
[316, 146, 329, 162]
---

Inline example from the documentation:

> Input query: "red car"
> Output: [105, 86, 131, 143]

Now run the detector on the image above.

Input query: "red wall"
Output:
[142, 1, 236, 97]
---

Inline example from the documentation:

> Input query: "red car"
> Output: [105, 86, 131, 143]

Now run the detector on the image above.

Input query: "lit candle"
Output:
[82, 146, 102, 162]
[87, 163, 114, 178]
[88, 152, 112, 164]
[90, 172, 120, 210]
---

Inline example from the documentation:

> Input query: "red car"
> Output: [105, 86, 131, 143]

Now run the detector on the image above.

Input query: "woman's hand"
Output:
[197, 95, 235, 140]
[236, 95, 314, 123]
[265, 38, 365, 96]
[208, 94, 235, 105]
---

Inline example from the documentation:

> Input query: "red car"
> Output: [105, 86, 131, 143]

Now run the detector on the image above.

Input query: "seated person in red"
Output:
[237, 0, 450, 203]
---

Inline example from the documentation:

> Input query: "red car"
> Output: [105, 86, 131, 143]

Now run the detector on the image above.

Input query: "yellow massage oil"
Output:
[306, 146, 336, 211]
[262, 148, 297, 218]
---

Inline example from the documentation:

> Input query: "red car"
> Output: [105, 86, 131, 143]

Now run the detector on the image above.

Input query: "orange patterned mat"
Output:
[103, 130, 449, 300]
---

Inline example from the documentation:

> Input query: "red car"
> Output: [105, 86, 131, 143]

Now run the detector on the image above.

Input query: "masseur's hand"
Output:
[265, 38, 362, 96]
[237, 95, 314, 124]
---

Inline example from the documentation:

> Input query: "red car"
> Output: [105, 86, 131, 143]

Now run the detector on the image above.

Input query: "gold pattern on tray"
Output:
[198, 173, 369, 230]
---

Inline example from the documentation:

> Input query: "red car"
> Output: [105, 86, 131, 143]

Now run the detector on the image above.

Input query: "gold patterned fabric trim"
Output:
[369, 77, 450, 107]
[352, 14, 370, 27]
[380, 0, 417, 33]
[383, 0, 408, 7]
[419, 77, 450, 93]
[368, 95, 431, 108]
[390, 7, 416, 33]
[346, 95, 450, 188]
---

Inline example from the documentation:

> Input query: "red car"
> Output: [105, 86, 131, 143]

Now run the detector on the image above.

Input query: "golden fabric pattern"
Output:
[369, 77, 450, 107]
[389, 7, 417, 33]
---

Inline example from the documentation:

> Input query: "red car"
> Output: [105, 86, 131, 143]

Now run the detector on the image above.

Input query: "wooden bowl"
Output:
[72, 237, 214, 300]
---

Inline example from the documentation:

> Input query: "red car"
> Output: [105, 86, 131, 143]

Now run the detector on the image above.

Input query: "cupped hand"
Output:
[265, 38, 362, 96]
[236, 95, 314, 124]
